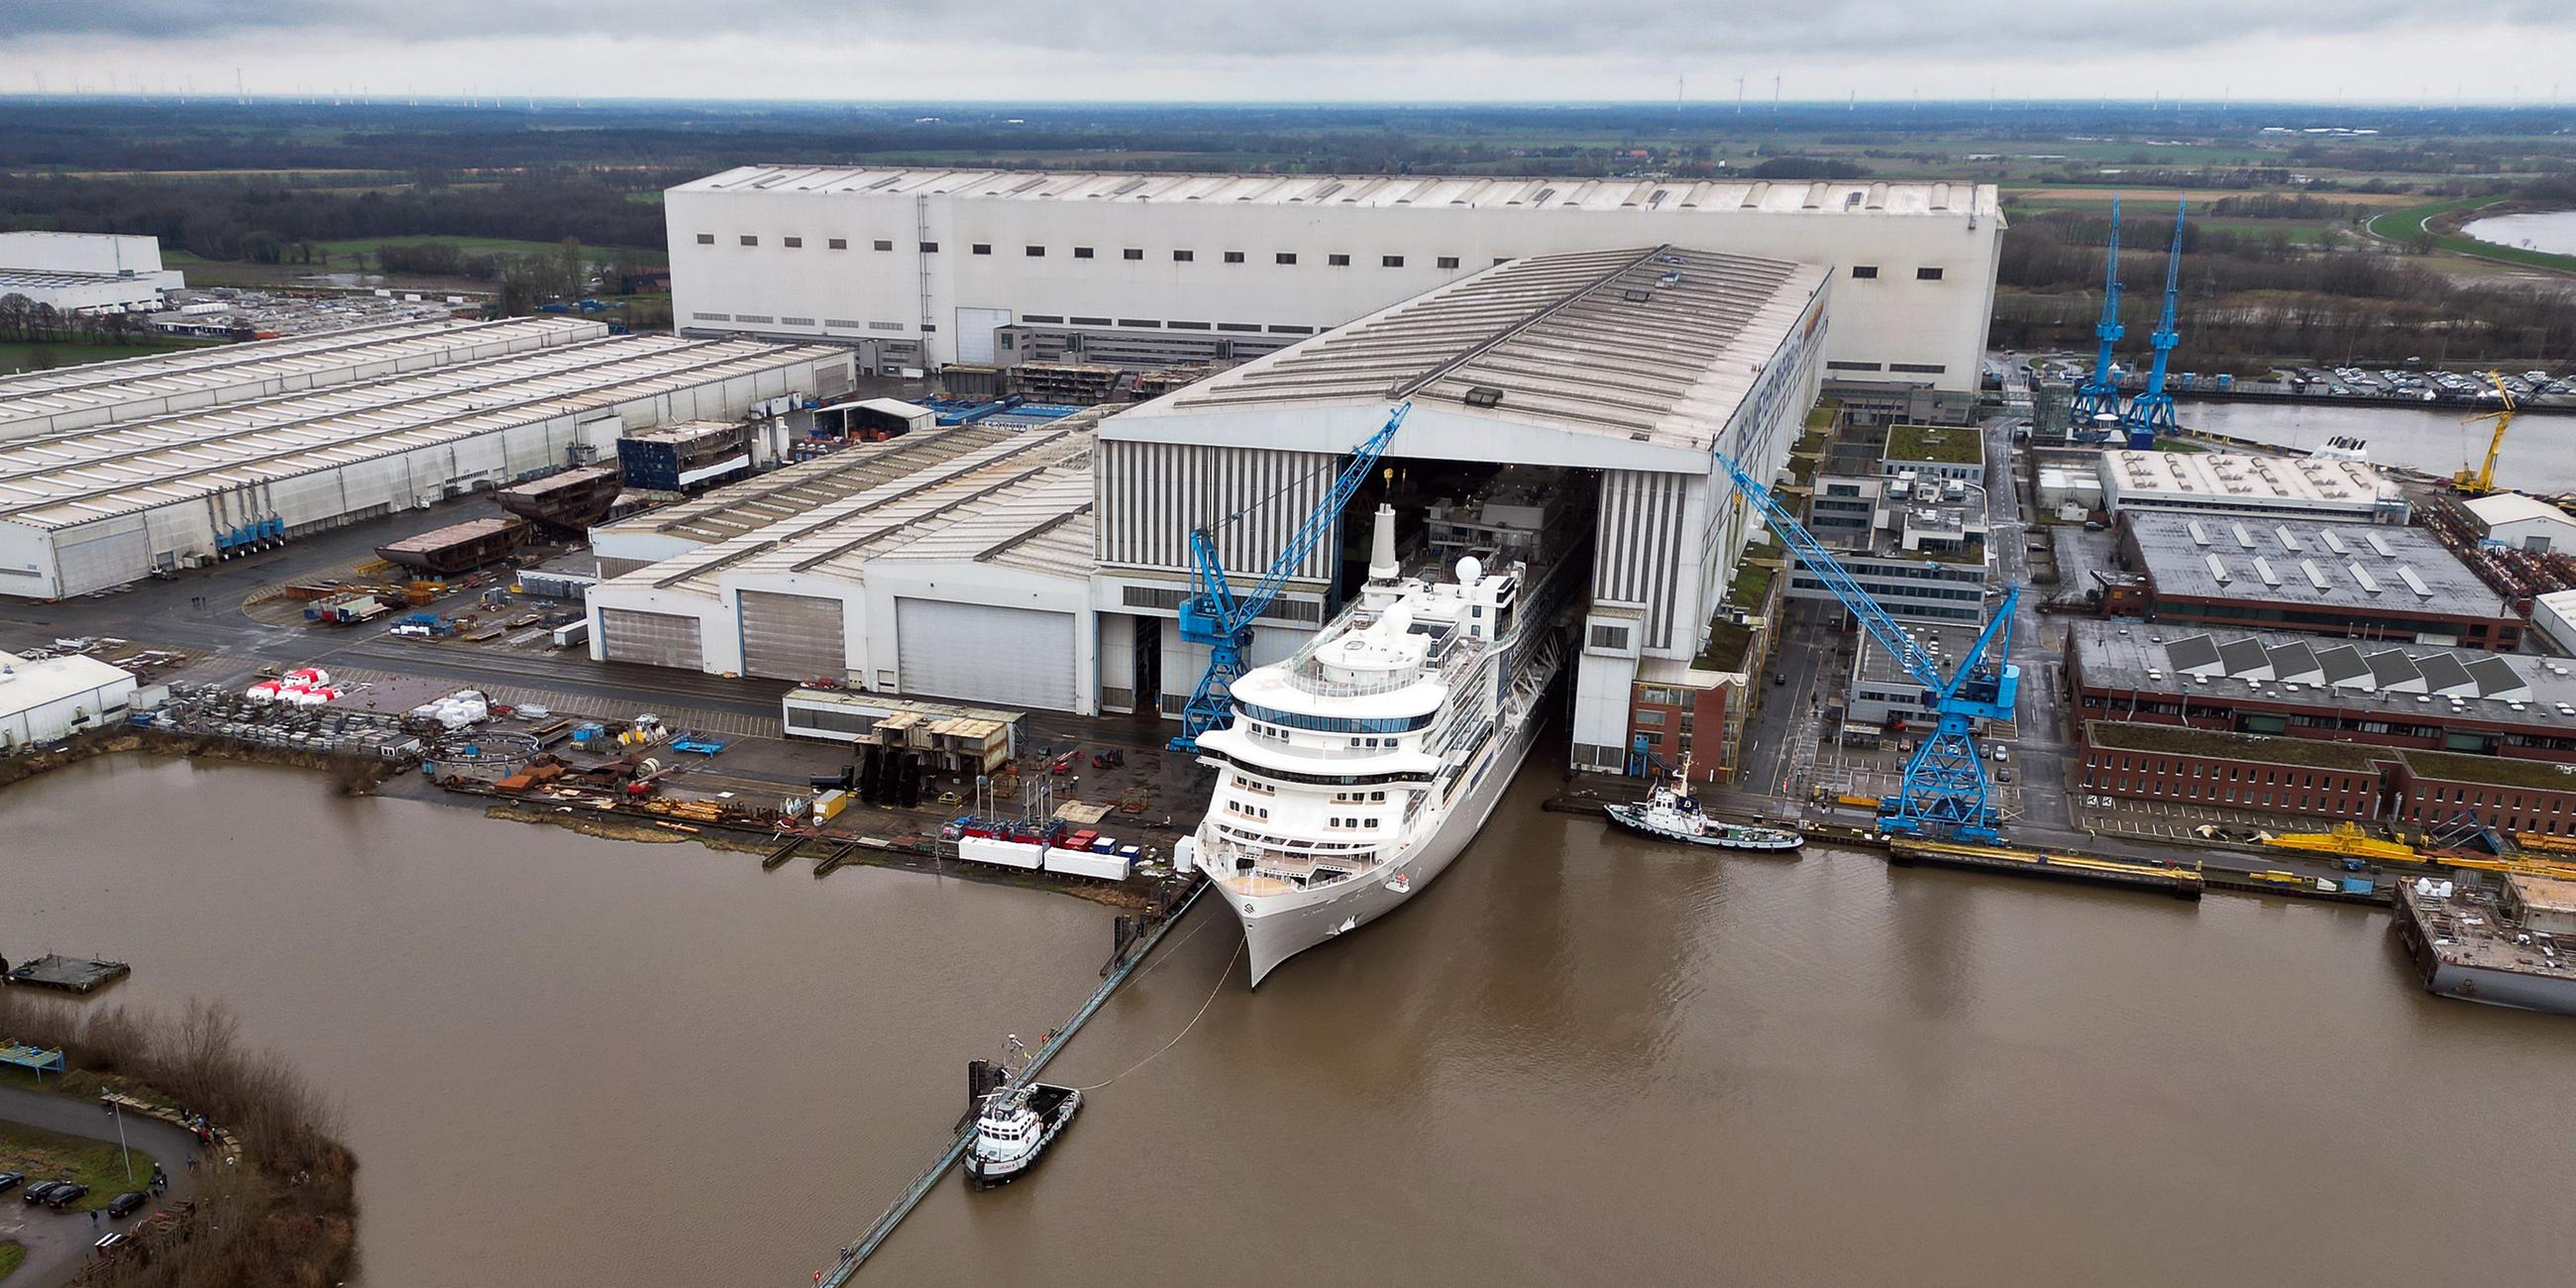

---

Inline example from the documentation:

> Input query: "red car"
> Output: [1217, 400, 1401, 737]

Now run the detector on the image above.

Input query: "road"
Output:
[0, 1084, 203, 1288]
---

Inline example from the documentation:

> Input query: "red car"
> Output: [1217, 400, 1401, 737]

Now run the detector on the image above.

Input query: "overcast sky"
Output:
[8, 1, 2576, 104]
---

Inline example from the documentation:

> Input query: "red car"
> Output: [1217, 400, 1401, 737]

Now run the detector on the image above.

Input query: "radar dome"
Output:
[1455, 555, 1483, 589]
[1378, 602, 1416, 637]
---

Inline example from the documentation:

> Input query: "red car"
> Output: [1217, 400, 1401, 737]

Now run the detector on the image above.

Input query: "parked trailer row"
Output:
[952, 833, 1132, 881]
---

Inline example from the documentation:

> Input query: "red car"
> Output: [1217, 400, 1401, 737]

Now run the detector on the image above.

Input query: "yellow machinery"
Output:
[2259, 821, 2418, 863]
[2449, 371, 2516, 497]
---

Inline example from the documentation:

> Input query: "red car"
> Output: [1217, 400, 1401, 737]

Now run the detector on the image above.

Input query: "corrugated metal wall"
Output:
[1097, 438, 1335, 583]
[1594, 469, 1688, 652]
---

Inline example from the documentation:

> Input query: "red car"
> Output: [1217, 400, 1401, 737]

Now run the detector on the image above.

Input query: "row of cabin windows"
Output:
[696, 234, 1465, 270]
[1849, 266, 1947, 280]
[1333, 791, 1390, 804]
[1225, 800, 1273, 820]
[1230, 774, 1276, 797]
[1329, 816, 1382, 830]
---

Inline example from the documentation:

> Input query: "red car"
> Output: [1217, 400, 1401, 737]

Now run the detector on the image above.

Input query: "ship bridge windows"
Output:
[1235, 701, 1434, 734]
[1202, 749, 1434, 790]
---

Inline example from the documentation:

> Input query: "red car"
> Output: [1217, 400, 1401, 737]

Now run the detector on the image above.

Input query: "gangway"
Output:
[1717, 453, 2019, 843]
[1166, 403, 1409, 752]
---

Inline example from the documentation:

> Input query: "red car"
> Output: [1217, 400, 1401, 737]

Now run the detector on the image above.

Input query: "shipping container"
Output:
[958, 835, 1045, 871]
[1042, 847, 1130, 881]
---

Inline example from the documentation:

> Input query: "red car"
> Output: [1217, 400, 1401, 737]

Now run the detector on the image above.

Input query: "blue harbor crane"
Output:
[2070, 195, 2127, 440]
[2119, 198, 2189, 451]
[1717, 453, 2020, 842]
[1167, 402, 1411, 753]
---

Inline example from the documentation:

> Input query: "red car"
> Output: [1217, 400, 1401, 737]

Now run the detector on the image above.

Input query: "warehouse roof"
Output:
[2097, 449, 2401, 511]
[1125, 245, 1828, 451]
[594, 424, 1024, 547]
[0, 337, 848, 530]
[613, 424, 1097, 598]
[2464, 491, 2576, 534]
[676, 166, 2000, 219]
[2068, 619, 2576, 723]
[2123, 511, 2507, 616]
[0, 650, 136, 716]
[0, 267, 152, 290]
[0, 317, 600, 432]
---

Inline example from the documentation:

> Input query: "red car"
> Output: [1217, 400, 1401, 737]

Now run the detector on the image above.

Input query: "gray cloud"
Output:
[15, 0, 2574, 59]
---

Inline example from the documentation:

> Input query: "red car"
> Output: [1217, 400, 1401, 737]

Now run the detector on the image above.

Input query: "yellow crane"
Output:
[2450, 371, 2517, 496]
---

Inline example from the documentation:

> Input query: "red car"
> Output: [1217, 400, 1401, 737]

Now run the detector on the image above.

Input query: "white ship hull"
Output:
[1228, 707, 1546, 987]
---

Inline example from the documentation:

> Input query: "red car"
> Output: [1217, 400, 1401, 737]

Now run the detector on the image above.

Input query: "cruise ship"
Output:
[1175, 495, 1581, 987]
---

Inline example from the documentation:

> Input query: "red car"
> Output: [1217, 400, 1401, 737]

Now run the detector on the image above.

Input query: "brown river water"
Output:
[6, 754, 2575, 1286]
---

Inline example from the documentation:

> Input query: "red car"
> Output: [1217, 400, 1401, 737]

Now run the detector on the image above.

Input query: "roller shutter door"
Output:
[896, 598, 1075, 711]
[597, 608, 704, 671]
[54, 527, 151, 596]
[738, 590, 846, 682]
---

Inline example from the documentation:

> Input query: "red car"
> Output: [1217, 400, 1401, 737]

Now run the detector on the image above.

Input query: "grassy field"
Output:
[0, 1237, 22, 1280]
[2364, 196, 2576, 273]
[0, 1119, 160, 1214]
[0, 339, 218, 374]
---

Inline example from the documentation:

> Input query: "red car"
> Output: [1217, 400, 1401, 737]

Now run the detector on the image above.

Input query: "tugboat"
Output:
[964, 1039, 1082, 1190]
[1603, 755, 1804, 853]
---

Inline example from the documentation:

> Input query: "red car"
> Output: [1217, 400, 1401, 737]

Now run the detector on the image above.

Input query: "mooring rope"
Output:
[1070, 933, 1243, 1092]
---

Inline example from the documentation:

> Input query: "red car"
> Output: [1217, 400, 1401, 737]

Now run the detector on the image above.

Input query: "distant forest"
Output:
[0, 170, 665, 263]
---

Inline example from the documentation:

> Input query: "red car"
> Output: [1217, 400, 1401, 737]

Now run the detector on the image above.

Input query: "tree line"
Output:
[0, 170, 666, 264]
[0, 990, 356, 1288]
[1990, 209, 2576, 368]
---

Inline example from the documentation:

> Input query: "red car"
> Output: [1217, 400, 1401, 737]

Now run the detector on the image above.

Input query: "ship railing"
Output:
[1280, 635, 1487, 700]
[1204, 840, 1383, 887]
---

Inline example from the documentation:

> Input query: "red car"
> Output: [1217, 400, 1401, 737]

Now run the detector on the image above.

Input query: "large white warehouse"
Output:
[585, 421, 1099, 710]
[0, 232, 185, 314]
[1094, 244, 1830, 774]
[667, 166, 1994, 391]
[0, 336, 853, 598]
[0, 316, 602, 441]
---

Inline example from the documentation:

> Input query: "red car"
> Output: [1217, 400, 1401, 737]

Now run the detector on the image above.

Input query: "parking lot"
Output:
[2071, 793, 2321, 841]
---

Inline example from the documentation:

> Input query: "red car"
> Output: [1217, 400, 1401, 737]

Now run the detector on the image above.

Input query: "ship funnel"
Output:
[1366, 502, 1399, 583]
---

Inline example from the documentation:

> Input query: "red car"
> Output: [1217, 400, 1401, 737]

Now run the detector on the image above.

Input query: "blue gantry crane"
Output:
[2119, 197, 2189, 450]
[1167, 402, 1411, 753]
[2069, 195, 2126, 440]
[1717, 454, 2020, 842]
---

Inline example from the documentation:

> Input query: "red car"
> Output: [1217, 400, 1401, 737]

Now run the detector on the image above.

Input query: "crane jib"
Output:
[1168, 402, 1413, 752]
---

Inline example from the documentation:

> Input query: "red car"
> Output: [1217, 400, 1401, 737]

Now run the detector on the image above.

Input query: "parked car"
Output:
[1990, 745, 2010, 762]
[0, 1170, 23, 1194]
[107, 1191, 149, 1219]
[22, 1179, 63, 1205]
[46, 1182, 89, 1209]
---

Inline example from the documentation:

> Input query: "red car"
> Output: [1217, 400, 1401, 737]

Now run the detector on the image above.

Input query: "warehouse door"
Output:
[896, 598, 1075, 710]
[54, 527, 151, 596]
[737, 590, 847, 682]
[597, 608, 704, 671]
[954, 307, 1011, 365]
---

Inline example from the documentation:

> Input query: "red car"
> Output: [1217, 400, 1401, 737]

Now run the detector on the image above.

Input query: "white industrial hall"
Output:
[1090, 243, 1829, 773]
[665, 166, 1992, 390]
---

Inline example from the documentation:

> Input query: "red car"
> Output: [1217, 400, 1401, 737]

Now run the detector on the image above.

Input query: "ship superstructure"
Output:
[1177, 497, 1580, 986]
